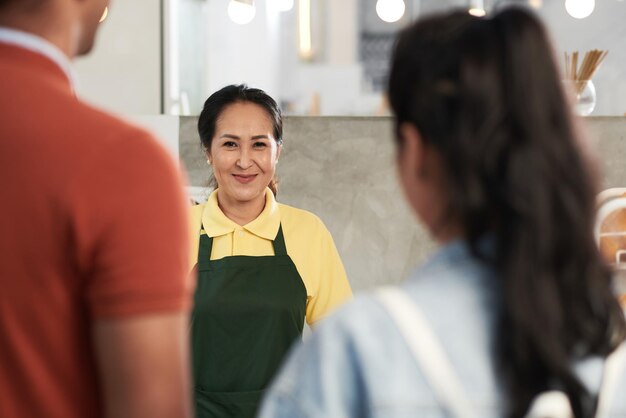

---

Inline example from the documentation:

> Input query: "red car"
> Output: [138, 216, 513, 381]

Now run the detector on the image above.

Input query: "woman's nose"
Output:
[236, 148, 253, 169]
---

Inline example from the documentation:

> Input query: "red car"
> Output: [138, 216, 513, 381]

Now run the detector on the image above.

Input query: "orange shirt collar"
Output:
[0, 27, 76, 89]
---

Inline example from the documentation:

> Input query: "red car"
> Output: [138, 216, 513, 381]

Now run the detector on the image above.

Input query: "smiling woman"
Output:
[208, 101, 280, 224]
[188, 84, 353, 418]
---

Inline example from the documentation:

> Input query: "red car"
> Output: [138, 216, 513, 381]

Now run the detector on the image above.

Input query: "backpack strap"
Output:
[376, 287, 478, 418]
[377, 287, 626, 418]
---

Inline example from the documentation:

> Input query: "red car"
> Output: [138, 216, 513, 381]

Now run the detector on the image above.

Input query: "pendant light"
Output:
[228, 0, 256, 25]
[468, 0, 486, 16]
[375, 0, 406, 23]
[565, 0, 595, 19]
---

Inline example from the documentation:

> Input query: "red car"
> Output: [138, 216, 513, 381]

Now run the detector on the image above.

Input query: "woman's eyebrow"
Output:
[219, 134, 240, 139]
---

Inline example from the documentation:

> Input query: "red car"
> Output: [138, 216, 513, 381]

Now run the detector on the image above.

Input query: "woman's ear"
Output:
[397, 122, 430, 228]
[275, 142, 282, 163]
[398, 122, 425, 178]
[397, 123, 453, 240]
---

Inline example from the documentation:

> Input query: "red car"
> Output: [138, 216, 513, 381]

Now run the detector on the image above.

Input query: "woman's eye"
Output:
[223, 141, 237, 148]
[253, 142, 267, 148]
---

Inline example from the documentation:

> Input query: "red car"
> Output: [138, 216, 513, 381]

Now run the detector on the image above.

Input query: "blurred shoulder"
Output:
[76, 102, 164, 149]
[313, 292, 394, 344]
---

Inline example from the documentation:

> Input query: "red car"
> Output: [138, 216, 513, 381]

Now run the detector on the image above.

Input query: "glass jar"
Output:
[562, 79, 596, 116]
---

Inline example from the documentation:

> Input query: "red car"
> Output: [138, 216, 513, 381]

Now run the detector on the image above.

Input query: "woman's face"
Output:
[209, 102, 281, 206]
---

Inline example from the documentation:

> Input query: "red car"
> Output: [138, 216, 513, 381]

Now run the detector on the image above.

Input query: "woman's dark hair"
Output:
[388, 7, 626, 418]
[198, 84, 283, 196]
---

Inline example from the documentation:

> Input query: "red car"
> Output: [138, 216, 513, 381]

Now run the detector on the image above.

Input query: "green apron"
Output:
[191, 223, 307, 418]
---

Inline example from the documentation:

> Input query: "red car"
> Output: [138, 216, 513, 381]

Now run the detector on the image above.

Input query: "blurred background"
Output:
[69, 0, 626, 293]
[75, 0, 626, 117]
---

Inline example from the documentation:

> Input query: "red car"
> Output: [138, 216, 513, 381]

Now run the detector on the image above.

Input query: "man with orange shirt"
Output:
[0, 1, 193, 418]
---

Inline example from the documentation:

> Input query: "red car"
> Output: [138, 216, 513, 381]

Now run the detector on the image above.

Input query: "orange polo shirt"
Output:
[0, 37, 192, 417]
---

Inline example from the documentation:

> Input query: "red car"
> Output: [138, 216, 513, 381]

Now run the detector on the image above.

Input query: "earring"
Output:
[207, 159, 212, 166]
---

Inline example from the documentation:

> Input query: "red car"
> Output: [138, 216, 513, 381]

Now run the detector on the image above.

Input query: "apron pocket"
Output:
[195, 387, 264, 418]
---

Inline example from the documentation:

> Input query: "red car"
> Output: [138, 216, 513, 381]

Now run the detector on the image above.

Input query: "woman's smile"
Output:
[233, 173, 258, 184]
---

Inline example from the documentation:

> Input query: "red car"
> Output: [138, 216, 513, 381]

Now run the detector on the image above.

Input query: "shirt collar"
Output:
[0, 27, 77, 89]
[201, 188, 281, 241]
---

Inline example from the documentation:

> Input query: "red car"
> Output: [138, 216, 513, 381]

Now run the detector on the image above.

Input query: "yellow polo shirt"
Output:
[189, 188, 352, 325]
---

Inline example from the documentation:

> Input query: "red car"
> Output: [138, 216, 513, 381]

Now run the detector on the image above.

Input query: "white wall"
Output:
[73, 0, 162, 115]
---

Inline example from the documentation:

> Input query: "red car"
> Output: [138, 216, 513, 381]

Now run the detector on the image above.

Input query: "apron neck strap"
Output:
[272, 225, 287, 256]
[199, 226, 213, 260]
[198, 223, 287, 258]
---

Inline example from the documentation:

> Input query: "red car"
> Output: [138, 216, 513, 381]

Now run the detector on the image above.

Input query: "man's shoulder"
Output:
[59, 99, 171, 171]
[67, 100, 155, 146]
[2, 61, 156, 150]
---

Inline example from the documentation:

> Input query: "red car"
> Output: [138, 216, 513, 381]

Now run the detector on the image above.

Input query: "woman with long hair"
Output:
[259, 7, 626, 418]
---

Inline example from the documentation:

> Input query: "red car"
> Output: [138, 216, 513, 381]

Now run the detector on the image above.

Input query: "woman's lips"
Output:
[233, 174, 257, 184]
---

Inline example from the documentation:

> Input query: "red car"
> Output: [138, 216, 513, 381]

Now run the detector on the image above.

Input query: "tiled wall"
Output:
[180, 116, 626, 291]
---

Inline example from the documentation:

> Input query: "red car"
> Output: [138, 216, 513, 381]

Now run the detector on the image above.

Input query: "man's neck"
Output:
[0, 10, 77, 58]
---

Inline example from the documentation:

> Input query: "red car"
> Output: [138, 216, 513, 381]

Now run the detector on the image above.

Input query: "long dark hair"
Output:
[197, 84, 283, 196]
[388, 8, 626, 418]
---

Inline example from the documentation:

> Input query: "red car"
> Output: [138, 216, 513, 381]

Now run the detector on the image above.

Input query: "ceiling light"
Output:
[228, 0, 256, 25]
[376, 0, 406, 23]
[565, 0, 595, 19]
[468, 0, 486, 17]
[468, 8, 486, 16]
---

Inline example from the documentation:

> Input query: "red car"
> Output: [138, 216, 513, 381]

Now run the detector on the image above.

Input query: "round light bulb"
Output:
[273, 0, 294, 12]
[376, 0, 406, 23]
[468, 8, 486, 16]
[228, 0, 256, 25]
[565, 0, 595, 19]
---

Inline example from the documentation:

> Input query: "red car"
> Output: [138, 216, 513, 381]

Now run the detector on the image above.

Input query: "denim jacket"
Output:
[259, 240, 626, 418]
